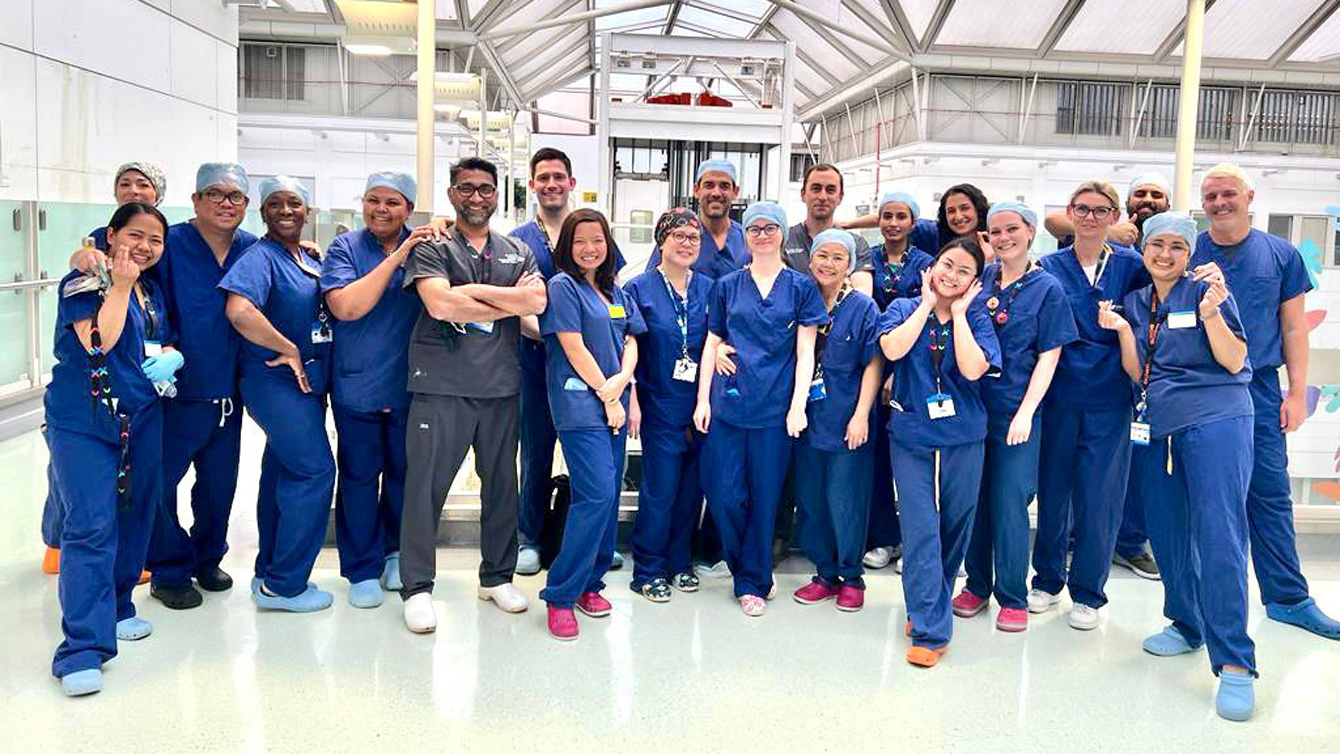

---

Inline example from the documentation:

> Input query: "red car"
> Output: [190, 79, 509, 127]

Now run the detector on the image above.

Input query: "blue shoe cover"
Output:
[349, 579, 384, 609]
[1142, 625, 1200, 656]
[1216, 671, 1255, 722]
[116, 616, 153, 641]
[61, 669, 103, 697]
[251, 577, 263, 596]
[381, 552, 403, 592]
[1266, 598, 1340, 640]
[253, 583, 333, 613]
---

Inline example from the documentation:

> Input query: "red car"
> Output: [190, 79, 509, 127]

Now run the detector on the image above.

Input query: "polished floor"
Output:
[2, 424, 1339, 753]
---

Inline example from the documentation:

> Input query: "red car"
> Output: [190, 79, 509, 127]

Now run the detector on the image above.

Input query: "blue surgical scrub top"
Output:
[625, 268, 713, 432]
[319, 227, 420, 413]
[978, 263, 1078, 417]
[157, 222, 258, 400]
[707, 266, 828, 429]
[646, 220, 749, 281]
[1122, 277, 1253, 439]
[1191, 228, 1312, 371]
[1039, 244, 1149, 410]
[218, 237, 331, 396]
[540, 273, 647, 432]
[805, 290, 880, 453]
[910, 218, 940, 254]
[89, 226, 109, 251]
[879, 298, 1001, 449]
[871, 244, 934, 310]
[45, 271, 174, 441]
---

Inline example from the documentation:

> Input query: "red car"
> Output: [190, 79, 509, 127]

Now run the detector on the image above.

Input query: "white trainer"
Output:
[1026, 588, 1060, 614]
[403, 593, 437, 634]
[478, 583, 530, 613]
[863, 547, 894, 569]
[1068, 603, 1100, 631]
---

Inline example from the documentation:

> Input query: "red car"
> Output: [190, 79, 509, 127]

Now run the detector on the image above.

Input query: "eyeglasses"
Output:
[1070, 204, 1115, 219]
[452, 183, 497, 198]
[745, 223, 781, 238]
[1145, 244, 1189, 258]
[203, 188, 247, 206]
[669, 230, 701, 245]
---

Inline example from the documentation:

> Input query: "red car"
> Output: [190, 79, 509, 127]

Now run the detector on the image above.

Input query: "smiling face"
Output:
[986, 211, 1033, 266]
[1067, 190, 1118, 241]
[810, 243, 850, 288]
[107, 212, 167, 270]
[1126, 184, 1169, 222]
[193, 183, 249, 234]
[695, 171, 738, 221]
[261, 191, 308, 243]
[879, 203, 915, 246]
[1200, 175, 1253, 237]
[115, 170, 159, 206]
[1142, 233, 1191, 283]
[930, 246, 979, 300]
[660, 224, 701, 270]
[449, 168, 498, 227]
[363, 186, 411, 239]
[801, 168, 843, 223]
[943, 192, 978, 237]
[745, 217, 783, 256]
[530, 158, 575, 213]
[571, 219, 608, 274]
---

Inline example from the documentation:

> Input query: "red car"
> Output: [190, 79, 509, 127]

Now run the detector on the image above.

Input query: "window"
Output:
[241, 43, 306, 101]
[1257, 90, 1337, 146]
[789, 153, 816, 183]
[1139, 85, 1236, 141]
[1264, 213, 1336, 269]
[1268, 214, 1294, 242]
[1056, 82, 1127, 136]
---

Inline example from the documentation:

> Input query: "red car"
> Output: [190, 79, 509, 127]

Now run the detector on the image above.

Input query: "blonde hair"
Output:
[1201, 162, 1254, 192]
[1068, 180, 1121, 210]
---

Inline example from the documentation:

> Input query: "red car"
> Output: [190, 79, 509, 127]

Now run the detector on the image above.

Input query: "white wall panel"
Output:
[170, 21, 221, 109]
[0, 47, 40, 198]
[33, 0, 173, 93]
[217, 40, 239, 115]
[0, 0, 35, 50]
[170, 0, 240, 42]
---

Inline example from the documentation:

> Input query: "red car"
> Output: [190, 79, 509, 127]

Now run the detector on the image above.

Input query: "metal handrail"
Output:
[0, 278, 61, 293]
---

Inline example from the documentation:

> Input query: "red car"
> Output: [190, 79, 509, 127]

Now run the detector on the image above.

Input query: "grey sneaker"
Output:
[1113, 551, 1161, 581]
[516, 546, 541, 576]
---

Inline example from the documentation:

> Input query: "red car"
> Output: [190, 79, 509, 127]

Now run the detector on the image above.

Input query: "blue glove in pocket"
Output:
[142, 350, 185, 383]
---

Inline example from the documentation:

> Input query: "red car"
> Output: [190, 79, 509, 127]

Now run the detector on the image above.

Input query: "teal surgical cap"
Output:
[365, 171, 417, 206]
[196, 162, 249, 194]
[878, 192, 920, 219]
[986, 201, 1037, 229]
[811, 228, 858, 275]
[258, 175, 311, 206]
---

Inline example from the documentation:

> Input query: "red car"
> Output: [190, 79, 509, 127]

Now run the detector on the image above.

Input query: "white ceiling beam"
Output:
[1037, 0, 1086, 58]
[453, 0, 470, 30]
[881, 0, 921, 51]
[495, 0, 585, 55]
[1267, 0, 1340, 68]
[838, 0, 912, 57]
[512, 30, 591, 81]
[479, 0, 672, 41]
[1154, 0, 1218, 64]
[922, 0, 956, 50]
[522, 60, 593, 102]
[475, 40, 525, 108]
[763, 0, 904, 59]
[471, 0, 527, 30]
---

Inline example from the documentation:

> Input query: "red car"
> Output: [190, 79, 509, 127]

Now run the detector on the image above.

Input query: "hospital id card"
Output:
[672, 358, 698, 383]
[807, 377, 827, 403]
[144, 340, 163, 358]
[1130, 421, 1151, 446]
[926, 393, 956, 419]
[465, 321, 495, 335]
[310, 323, 332, 344]
[608, 305, 626, 319]
[1167, 310, 1197, 329]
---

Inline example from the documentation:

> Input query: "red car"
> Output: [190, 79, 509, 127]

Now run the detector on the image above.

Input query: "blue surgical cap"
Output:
[878, 192, 920, 219]
[258, 175, 311, 206]
[742, 201, 786, 230]
[695, 159, 738, 186]
[811, 228, 858, 275]
[1141, 212, 1197, 251]
[365, 171, 417, 206]
[196, 162, 249, 194]
[1128, 172, 1171, 201]
[987, 201, 1037, 229]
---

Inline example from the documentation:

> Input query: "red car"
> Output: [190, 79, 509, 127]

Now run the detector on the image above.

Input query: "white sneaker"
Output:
[478, 583, 530, 613]
[1068, 603, 1100, 631]
[863, 547, 893, 569]
[403, 593, 437, 633]
[515, 546, 541, 576]
[894, 556, 903, 575]
[694, 560, 731, 579]
[1026, 588, 1060, 614]
[739, 595, 766, 616]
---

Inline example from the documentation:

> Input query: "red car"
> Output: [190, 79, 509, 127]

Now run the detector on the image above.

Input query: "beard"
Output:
[459, 206, 495, 226]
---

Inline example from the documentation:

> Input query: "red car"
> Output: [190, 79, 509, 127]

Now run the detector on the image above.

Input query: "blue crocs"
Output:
[348, 579, 384, 609]
[380, 552, 403, 592]
[61, 668, 103, 697]
[1216, 670, 1255, 722]
[1266, 598, 1340, 640]
[1142, 625, 1201, 656]
[116, 616, 153, 641]
[253, 583, 334, 613]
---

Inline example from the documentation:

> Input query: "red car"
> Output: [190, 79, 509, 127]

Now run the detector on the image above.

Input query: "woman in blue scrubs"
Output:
[878, 237, 999, 667]
[47, 202, 181, 696]
[625, 208, 713, 602]
[219, 176, 335, 613]
[539, 209, 645, 640]
[954, 202, 1076, 633]
[1098, 212, 1257, 722]
[865, 192, 936, 572]
[695, 201, 827, 617]
[791, 229, 882, 612]
[936, 184, 990, 254]
[321, 171, 433, 609]
[1032, 180, 1148, 631]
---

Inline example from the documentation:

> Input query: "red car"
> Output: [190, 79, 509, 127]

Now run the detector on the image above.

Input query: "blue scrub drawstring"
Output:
[933, 448, 941, 513]
[1165, 436, 1173, 475]
[215, 397, 234, 428]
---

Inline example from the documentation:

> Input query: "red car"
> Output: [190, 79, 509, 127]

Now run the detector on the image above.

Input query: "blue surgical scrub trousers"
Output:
[244, 377, 335, 598]
[148, 397, 242, 587]
[541, 428, 626, 608]
[865, 402, 902, 551]
[1033, 403, 1131, 608]
[797, 442, 873, 586]
[518, 342, 558, 549]
[41, 426, 64, 548]
[1115, 462, 1149, 559]
[49, 405, 162, 678]
[631, 425, 703, 588]
[894, 440, 984, 649]
[700, 420, 792, 599]
[1142, 416, 1256, 676]
[964, 413, 1039, 610]
[1246, 368, 1310, 607]
[332, 403, 407, 583]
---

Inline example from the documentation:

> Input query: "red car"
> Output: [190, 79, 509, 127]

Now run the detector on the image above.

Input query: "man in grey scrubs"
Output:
[783, 163, 874, 296]
[398, 157, 548, 634]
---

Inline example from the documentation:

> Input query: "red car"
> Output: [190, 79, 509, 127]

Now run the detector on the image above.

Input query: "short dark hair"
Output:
[554, 208, 620, 298]
[936, 235, 986, 277]
[802, 163, 843, 193]
[937, 183, 990, 249]
[108, 201, 169, 237]
[529, 147, 572, 178]
[450, 157, 497, 185]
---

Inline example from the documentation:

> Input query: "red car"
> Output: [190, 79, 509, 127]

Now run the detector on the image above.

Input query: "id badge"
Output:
[608, 304, 626, 319]
[465, 321, 495, 335]
[144, 340, 163, 358]
[807, 377, 827, 403]
[926, 393, 956, 419]
[1167, 310, 1197, 329]
[311, 323, 332, 344]
[1130, 421, 1151, 446]
[672, 358, 698, 383]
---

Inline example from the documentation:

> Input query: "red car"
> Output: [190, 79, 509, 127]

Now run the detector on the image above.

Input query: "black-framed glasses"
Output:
[745, 223, 781, 238]
[203, 188, 247, 205]
[1071, 204, 1115, 219]
[669, 230, 701, 245]
[452, 183, 497, 198]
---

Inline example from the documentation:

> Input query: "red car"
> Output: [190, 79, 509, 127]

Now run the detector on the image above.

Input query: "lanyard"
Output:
[1136, 290, 1166, 419]
[928, 318, 952, 394]
[985, 260, 1031, 326]
[138, 282, 160, 341]
[814, 283, 851, 380]
[280, 241, 332, 340]
[1088, 244, 1112, 290]
[881, 244, 909, 295]
[658, 267, 692, 358]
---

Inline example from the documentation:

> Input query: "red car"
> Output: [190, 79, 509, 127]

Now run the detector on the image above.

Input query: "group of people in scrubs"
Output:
[39, 151, 1335, 723]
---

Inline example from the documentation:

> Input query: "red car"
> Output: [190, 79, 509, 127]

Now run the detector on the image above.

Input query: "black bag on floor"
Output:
[538, 474, 571, 571]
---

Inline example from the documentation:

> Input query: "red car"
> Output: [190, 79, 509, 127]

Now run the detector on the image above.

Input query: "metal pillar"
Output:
[1173, 0, 1206, 212]
[415, 0, 435, 213]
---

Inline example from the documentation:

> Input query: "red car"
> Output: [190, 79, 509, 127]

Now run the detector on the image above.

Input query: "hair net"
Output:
[258, 175, 311, 206]
[365, 171, 417, 206]
[742, 201, 787, 230]
[695, 159, 738, 186]
[878, 191, 920, 219]
[986, 200, 1037, 229]
[1140, 212, 1198, 251]
[114, 162, 167, 206]
[811, 228, 858, 275]
[195, 162, 249, 194]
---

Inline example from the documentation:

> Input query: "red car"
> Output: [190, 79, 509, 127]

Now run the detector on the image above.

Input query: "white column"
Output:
[415, 0, 435, 213]
[1172, 0, 1206, 212]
